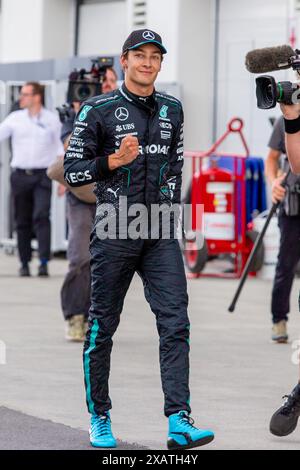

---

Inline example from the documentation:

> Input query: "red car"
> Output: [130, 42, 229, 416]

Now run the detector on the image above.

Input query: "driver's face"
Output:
[120, 44, 162, 88]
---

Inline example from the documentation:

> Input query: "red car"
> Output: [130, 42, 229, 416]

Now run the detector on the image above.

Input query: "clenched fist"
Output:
[108, 135, 139, 170]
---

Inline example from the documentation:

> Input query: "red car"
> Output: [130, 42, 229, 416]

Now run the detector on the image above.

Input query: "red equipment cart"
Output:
[183, 118, 264, 279]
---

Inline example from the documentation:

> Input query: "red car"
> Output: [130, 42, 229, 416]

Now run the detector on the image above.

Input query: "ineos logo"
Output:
[115, 107, 129, 121]
[143, 31, 155, 40]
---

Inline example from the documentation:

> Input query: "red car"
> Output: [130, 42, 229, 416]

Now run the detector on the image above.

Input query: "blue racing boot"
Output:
[167, 410, 214, 450]
[89, 412, 117, 448]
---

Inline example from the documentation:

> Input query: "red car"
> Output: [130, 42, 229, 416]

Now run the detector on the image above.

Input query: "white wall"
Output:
[78, 1, 127, 56]
[216, 0, 292, 157]
[145, 0, 180, 83]
[177, 0, 215, 151]
[0, 0, 44, 62]
[0, 0, 74, 63]
[0, 4, 2, 60]
[42, 0, 74, 59]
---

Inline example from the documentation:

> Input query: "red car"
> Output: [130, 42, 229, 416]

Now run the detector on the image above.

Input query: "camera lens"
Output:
[67, 81, 102, 104]
[256, 75, 277, 109]
[266, 84, 273, 100]
[74, 83, 93, 101]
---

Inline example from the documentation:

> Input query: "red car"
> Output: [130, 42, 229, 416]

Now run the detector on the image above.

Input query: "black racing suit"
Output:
[64, 84, 190, 417]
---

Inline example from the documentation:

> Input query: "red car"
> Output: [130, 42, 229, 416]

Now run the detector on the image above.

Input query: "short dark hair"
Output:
[25, 82, 45, 103]
[121, 49, 163, 62]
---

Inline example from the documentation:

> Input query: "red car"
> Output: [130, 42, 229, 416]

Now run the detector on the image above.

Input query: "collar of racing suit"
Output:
[120, 83, 157, 114]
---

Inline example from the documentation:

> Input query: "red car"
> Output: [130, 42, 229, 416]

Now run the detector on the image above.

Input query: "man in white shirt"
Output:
[0, 81, 64, 276]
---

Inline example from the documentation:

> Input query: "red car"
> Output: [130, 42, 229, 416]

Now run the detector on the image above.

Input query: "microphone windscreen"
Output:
[245, 45, 295, 73]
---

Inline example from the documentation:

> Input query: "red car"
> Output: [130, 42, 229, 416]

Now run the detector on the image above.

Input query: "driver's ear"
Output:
[120, 53, 128, 72]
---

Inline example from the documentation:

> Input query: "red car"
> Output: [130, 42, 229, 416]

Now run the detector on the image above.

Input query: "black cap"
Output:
[122, 29, 167, 55]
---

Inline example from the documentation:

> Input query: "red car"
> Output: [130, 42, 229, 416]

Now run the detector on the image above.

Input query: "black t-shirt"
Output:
[268, 116, 300, 215]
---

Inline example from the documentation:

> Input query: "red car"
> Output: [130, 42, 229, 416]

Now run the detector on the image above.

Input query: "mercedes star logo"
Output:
[142, 30, 155, 40]
[115, 107, 129, 121]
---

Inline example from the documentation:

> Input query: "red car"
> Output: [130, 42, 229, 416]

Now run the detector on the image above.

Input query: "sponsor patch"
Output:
[73, 127, 84, 136]
[66, 152, 83, 159]
[159, 105, 169, 119]
[115, 107, 129, 121]
[115, 123, 135, 132]
[78, 105, 93, 122]
[159, 122, 172, 129]
[66, 170, 92, 184]
[161, 131, 171, 140]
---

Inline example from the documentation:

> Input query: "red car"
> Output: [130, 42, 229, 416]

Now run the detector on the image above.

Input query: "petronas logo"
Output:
[160, 105, 168, 119]
[79, 105, 93, 122]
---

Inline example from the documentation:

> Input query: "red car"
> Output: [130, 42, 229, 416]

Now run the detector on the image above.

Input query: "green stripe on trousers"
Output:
[83, 319, 100, 415]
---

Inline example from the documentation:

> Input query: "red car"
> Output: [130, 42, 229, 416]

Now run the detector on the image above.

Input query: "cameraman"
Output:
[48, 67, 118, 342]
[265, 115, 300, 343]
[268, 102, 300, 437]
[280, 102, 300, 173]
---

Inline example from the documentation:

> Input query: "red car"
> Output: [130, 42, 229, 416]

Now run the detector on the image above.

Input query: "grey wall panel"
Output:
[0, 55, 123, 82]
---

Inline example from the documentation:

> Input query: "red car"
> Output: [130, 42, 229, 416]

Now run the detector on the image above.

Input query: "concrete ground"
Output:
[1, 251, 300, 450]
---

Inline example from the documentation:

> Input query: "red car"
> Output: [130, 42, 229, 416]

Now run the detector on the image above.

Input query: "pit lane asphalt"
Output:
[1, 251, 300, 450]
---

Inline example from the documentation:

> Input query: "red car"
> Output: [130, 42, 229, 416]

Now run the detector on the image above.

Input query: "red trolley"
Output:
[183, 118, 264, 279]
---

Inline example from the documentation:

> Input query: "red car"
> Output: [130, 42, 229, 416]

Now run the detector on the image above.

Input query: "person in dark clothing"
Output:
[48, 68, 118, 341]
[64, 29, 214, 450]
[265, 115, 300, 343]
[60, 103, 97, 341]
[62, 68, 118, 341]
[268, 101, 300, 437]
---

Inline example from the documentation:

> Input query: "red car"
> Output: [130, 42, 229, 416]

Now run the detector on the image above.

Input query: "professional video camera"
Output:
[245, 45, 300, 109]
[57, 56, 114, 122]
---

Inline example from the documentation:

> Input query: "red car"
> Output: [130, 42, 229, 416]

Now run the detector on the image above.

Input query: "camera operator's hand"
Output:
[108, 135, 139, 170]
[271, 174, 286, 204]
[280, 103, 300, 120]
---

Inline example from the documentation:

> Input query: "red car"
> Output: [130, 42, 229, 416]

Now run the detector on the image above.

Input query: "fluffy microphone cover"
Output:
[245, 45, 295, 73]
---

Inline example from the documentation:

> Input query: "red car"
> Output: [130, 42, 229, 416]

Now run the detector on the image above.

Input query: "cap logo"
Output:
[142, 31, 155, 40]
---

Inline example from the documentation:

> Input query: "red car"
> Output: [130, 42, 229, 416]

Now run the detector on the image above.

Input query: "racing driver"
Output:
[64, 28, 214, 450]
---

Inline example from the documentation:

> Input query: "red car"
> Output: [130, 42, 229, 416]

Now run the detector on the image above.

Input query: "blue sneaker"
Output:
[167, 410, 214, 450]
[89, 412, 117, 448]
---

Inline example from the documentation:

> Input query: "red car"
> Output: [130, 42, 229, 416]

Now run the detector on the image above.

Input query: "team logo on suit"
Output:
[78, 105, 93, 122]
[115, 107, 129, 121]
